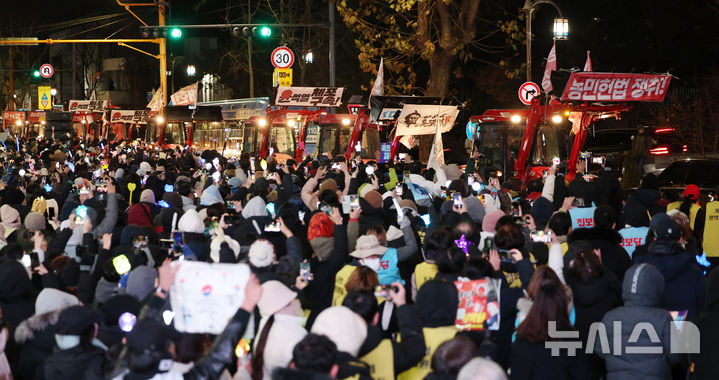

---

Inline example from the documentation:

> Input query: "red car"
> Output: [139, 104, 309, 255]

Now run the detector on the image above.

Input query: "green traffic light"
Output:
[33, 70, 40, 78]
[259, 26, 272, 37]
[170, 28, 182, 39]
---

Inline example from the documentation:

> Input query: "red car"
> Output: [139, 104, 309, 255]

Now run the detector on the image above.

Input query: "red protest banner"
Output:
[560, 73, 672, 102]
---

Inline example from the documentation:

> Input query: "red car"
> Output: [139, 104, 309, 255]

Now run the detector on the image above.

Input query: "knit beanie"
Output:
[0, 205, 20, 225]
[248, 239, 276, 268]
[140, 189, 156, 205]
[24, 211, 47, 231]
[308, 212, 335, 241]
[362, 190, 383, 209]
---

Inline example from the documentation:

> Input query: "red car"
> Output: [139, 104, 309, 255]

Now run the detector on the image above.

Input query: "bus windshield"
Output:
[269, 126, 296, 155]
[163, 123, 188, 146]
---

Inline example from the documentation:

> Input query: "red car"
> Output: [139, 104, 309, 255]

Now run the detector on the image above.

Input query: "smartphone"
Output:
[572, 198, 586, 207]
[264, 220, 281, 232]
[300, 260, 312, 281]
[542, 170, 548, 179]
[75, 205, 88, 224]
[498, 249, 515, 261]
[395, 185, 403, 196]
[403, 170, 410, 183]
[164, 184, 174, 192]
[172, 231, 183, 247]
[354, 142, 362, 152]
[158, 200, 170, 208]
[483, 236, 494, 255]
[350, 195, 360, 211]
[29, 251, 39, 268]
[331, 163, 340, 170]
[365, 166, 375, 176]
[319, 202, 334, 216]
[452, 193, 463, 208]
[47, 207, 55, 220]
[530, 230, 553, 243]
[112, 254, 132, 275]
[512, 215, 528, 225]
[374, 285, 398, 298]
[226, 201, 235, 211]
[421, 214, 431, 226]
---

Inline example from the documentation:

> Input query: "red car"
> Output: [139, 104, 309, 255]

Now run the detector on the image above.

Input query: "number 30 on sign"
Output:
[271, 47, 294, 69]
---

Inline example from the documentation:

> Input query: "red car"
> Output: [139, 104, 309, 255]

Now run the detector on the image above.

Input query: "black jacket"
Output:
[598, 263, 677, 379]
[14, 309, 62, 380]
[567, 227, 632, 282]
[634, 239, 705, 320]
[0, 255, 36, 329]
[43, 344, 105, 380]
[620, 188, 662, 228]
[595, 169, 623, 216]
[565, 269, 622, 343]
[569, 174, 598, 206]
[691, 268, 719, 379]
[357, 304, 426, 375]
[510, 321, 591, 380]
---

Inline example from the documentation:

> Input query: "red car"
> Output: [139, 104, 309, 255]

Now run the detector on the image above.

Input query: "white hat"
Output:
[350, 234, 388, 259]
[261, 320, 307, 378]
[35, 288, 79, 315]
[136, 161, 153, 176]
[311, 306, 367, 356]
[210, 235, 241, 263]
[249, 239, 276, 268]
[386, 225, 403, 241]
[178, 209, 205, 233]
[258, 280, 297, 318]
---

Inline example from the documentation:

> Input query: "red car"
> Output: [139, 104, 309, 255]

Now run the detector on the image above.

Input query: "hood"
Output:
[622, 263, 664, 307]
[309, 237, 334, 261]
[633, 188, 661, 206]
[568, 227, 622, 245]
[121, 224, 145, 245]
[705, 269, 719, 311]
[200, 185, 224, 206]
[15, 309, 62, 343]
[242, 196, 268, 219]
[641, 242, 694, 281]
[414, 280, 459, 327]
[568, 273, 614, 307]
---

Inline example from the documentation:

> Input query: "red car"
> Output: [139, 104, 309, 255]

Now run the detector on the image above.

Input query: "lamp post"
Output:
[522, 0, 566, 82]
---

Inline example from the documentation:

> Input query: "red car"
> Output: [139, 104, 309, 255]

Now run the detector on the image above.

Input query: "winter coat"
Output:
[14, 309, 62, 380]
[597, 263, 677, 380]
[271, 368, 334, 380]
[691, 268, 719, 379]
[43, 344, 105, 380]
[569, 175, 598, 207]
[510, 321, 591, 380]
[567, 227, 632, 282]
[565, 269, 622, 343]
[621, 188, 662, 228]
[0, 256, 35, 329]
[595, 169, 623, 216]
[634, 239, 705, 320]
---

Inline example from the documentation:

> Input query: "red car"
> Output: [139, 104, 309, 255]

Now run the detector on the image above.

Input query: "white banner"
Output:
[394, 104, 459, 136]
[275, 86, 344, 107]
[171, 82, 198, 107]
[110, 110, 150, 124]
[68, 100, 107, 112]
[170, 261, 251, 334]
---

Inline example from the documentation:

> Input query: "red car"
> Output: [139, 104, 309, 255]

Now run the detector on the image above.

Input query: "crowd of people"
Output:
[0, 136, 716, 380]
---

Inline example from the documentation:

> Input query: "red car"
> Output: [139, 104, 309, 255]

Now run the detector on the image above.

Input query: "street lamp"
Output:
[186, 65, 196, 76]
[522, 0, 566, 82]
[304, 50, 313, 64]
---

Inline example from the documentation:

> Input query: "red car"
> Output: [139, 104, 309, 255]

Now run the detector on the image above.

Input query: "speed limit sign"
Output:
[271, 47, 295, 69]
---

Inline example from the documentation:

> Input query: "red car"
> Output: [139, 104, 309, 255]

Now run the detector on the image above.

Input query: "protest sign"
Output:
[455, 278, 501, 331]
[170, 261, 251, 334]
[394, 104, 459, 136]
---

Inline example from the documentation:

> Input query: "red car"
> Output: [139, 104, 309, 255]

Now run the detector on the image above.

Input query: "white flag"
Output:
[368, 58, 384, 106]
[427, 124, 445, 168]
[170, 82, 198, 107]
[541, 41, 557, 93]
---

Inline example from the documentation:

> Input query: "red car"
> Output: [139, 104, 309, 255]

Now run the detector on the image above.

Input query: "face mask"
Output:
[133, 241, 148, 249]
[361, 258, 381, 272]
[55, 334, 81, 350]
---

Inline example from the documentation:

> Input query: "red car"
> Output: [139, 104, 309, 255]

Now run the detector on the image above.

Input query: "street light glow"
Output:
[510, 115, 522, 123]
[342, 118, 351, 126]
[50, 88, 57, 96]
[287, 119, 296, 127]
[186, 65, 196, 76]
[553, 18, 569, 40]
[156, 116, 165, 124]
[258, 118, 268, 127]
[259, 26, 272, 37]
[551, 115, 563, 124]
[15, 120, 22, 126]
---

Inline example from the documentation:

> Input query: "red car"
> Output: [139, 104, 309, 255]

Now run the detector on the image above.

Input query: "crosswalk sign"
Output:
[38, 86, 52, 110]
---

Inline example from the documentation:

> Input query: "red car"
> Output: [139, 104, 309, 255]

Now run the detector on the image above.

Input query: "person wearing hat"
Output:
[248, 280, 308, 380]
[112, 262, 262, 380]
[634, 219, 706, 320]
[666, 184, 704, 233]
[343, 286, 426, 380]
[309, 306, 372, 379]
[620, 173, 663, 228]
[14, 288, 80, 379]
[0, 205, 21, 239]
[42, 305, 106, 379]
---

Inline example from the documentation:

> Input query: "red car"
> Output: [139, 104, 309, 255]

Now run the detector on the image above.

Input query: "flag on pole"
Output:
[541, 41, 557, 93]
[170, 82, 198, 107]
[368, 58, 384, 106]
[147, 88, 164, 112]
[583, 51, 592, 72]
[427, 121, 445, 168]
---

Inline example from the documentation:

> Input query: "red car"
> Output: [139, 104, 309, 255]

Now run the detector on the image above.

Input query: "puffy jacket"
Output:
[567, 227, 632, 282]
[597, 263, 677, 380]
[621, 188, 662, 228]
[691, 268, 719, 379]
[634, 239, 705, 320]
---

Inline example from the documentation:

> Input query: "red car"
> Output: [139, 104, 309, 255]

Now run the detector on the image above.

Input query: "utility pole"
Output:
[328, 2, 336, 87]
[8, 46, 13, 110]
[247, 0, 254, 97]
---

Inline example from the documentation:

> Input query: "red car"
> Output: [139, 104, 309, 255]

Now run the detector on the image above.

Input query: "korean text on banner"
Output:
[110, 110, 150, 124]
[619, 226, 649, 258]
[454, 278, 501, 331]
[275, 87, 344, 107]
[170, 261, 251, 334]
[170, 82, 198, 107]
[394, 105, 459, 136]
[560, 73, 672, 102]
[147, 88, 164, 112]
[569, 206, 597, 230]
[68, 100, 107, 112]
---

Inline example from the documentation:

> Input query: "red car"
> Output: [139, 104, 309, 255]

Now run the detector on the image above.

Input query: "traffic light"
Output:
[258, 26, 271, 38]
[170, 28, 182, 39]
[32, 70, 40, 78]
